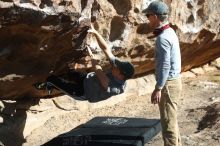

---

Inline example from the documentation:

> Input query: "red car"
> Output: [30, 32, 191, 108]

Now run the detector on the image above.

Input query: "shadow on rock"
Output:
[0, 98, 40, 146]
[198, 102, 220, 131]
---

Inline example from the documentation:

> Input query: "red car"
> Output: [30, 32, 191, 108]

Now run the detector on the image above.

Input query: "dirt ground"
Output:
[21, 70, 220, 146]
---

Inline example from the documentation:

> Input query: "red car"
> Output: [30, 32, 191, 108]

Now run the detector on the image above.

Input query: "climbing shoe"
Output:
[34, 82, 47, 90]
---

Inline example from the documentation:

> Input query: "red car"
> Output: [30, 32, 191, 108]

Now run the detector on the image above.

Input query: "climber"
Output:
[34, 24, 134, 102]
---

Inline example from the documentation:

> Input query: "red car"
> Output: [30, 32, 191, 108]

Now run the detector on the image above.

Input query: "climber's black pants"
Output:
[46, 71, 86, 96]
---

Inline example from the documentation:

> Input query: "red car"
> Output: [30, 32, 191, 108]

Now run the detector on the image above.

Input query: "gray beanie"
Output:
[142, 1, 169, 15]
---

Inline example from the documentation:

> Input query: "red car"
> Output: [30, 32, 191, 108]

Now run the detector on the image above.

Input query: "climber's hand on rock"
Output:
[87, 24, 97, 35]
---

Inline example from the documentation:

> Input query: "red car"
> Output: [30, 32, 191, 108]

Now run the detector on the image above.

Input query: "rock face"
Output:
[0, 0, 220, 99]
[0, 0, 90, 99]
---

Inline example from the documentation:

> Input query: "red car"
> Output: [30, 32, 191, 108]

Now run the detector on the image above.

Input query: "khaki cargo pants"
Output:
[159, 78, 182, 146]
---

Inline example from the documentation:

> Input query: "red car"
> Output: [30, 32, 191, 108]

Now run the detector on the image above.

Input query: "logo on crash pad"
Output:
[102, 118, 128, 126]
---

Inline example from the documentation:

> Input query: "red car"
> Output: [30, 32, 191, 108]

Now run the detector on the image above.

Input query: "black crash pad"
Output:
[43, 117, 161, 146]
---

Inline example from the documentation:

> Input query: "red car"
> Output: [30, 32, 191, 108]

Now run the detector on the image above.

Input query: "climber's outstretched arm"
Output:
[87, 24, 115, 60]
